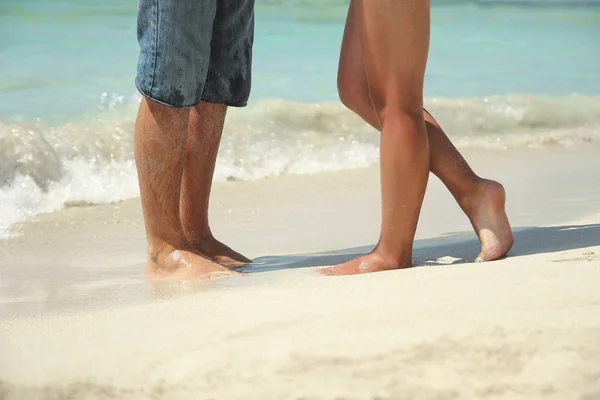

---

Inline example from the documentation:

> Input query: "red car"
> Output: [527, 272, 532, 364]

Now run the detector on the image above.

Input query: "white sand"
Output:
[1, 146, 600, 399]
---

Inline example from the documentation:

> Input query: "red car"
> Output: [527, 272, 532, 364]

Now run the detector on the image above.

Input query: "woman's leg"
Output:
[323, 0, 432, 275]
[324, 0, 513, 275]
[421, 112, 514, 262]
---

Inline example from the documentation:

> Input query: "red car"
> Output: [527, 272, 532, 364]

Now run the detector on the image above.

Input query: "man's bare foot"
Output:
[462, 179, 514, 262]
[145, 242, 238, 280]
[189, 236, 252, 268]
[317, 250, 411, 276]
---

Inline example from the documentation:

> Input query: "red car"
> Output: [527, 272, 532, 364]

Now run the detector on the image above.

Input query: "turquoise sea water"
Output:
[1, 0, 599, 119]
[1, 0, 600, 236]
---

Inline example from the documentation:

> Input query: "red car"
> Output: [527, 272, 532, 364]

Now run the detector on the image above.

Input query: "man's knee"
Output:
[138, 97, 192, 133]
[193, 101, 227, 114]
[143, 96, 187, 114]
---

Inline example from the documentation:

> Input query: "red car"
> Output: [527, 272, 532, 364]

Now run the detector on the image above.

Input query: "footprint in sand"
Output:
[552, 251, 600, 264]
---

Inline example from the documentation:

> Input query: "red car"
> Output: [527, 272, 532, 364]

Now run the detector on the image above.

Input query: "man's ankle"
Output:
[147, 237, 188, 260]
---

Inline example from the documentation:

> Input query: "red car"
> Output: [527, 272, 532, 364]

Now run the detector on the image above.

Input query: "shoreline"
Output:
[1, 145, 599, 315]
[1, 145, 599, 399]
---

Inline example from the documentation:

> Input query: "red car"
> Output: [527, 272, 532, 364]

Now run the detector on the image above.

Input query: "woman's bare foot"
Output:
[189, 236, 252, 268]
[319, 179, 513, 277]
[145, 242, 238, 280]
[317, 249, 411, 276]
[461, 179, 514, 262]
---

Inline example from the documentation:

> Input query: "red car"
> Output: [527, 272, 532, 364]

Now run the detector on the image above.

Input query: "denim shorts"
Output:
[135, 0, 255, 108]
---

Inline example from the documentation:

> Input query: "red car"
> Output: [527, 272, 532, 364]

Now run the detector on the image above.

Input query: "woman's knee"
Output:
[380, 86, 424, 118]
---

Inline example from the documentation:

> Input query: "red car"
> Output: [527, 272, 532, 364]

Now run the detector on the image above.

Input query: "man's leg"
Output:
[180, 101, 251, 267]
[134, 0, 236, 278]
[333, 0, 513, 266]
[179, 0, 255, 267]
[134, 99, 235, 279]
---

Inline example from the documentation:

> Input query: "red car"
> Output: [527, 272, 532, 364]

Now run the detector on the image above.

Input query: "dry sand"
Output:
[1, 146, 599, 399]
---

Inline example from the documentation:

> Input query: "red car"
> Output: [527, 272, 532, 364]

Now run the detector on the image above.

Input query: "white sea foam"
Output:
[1, 94, 599, 238]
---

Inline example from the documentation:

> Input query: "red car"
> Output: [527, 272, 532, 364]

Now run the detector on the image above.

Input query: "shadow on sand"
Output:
[242, 224, 600, 274]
